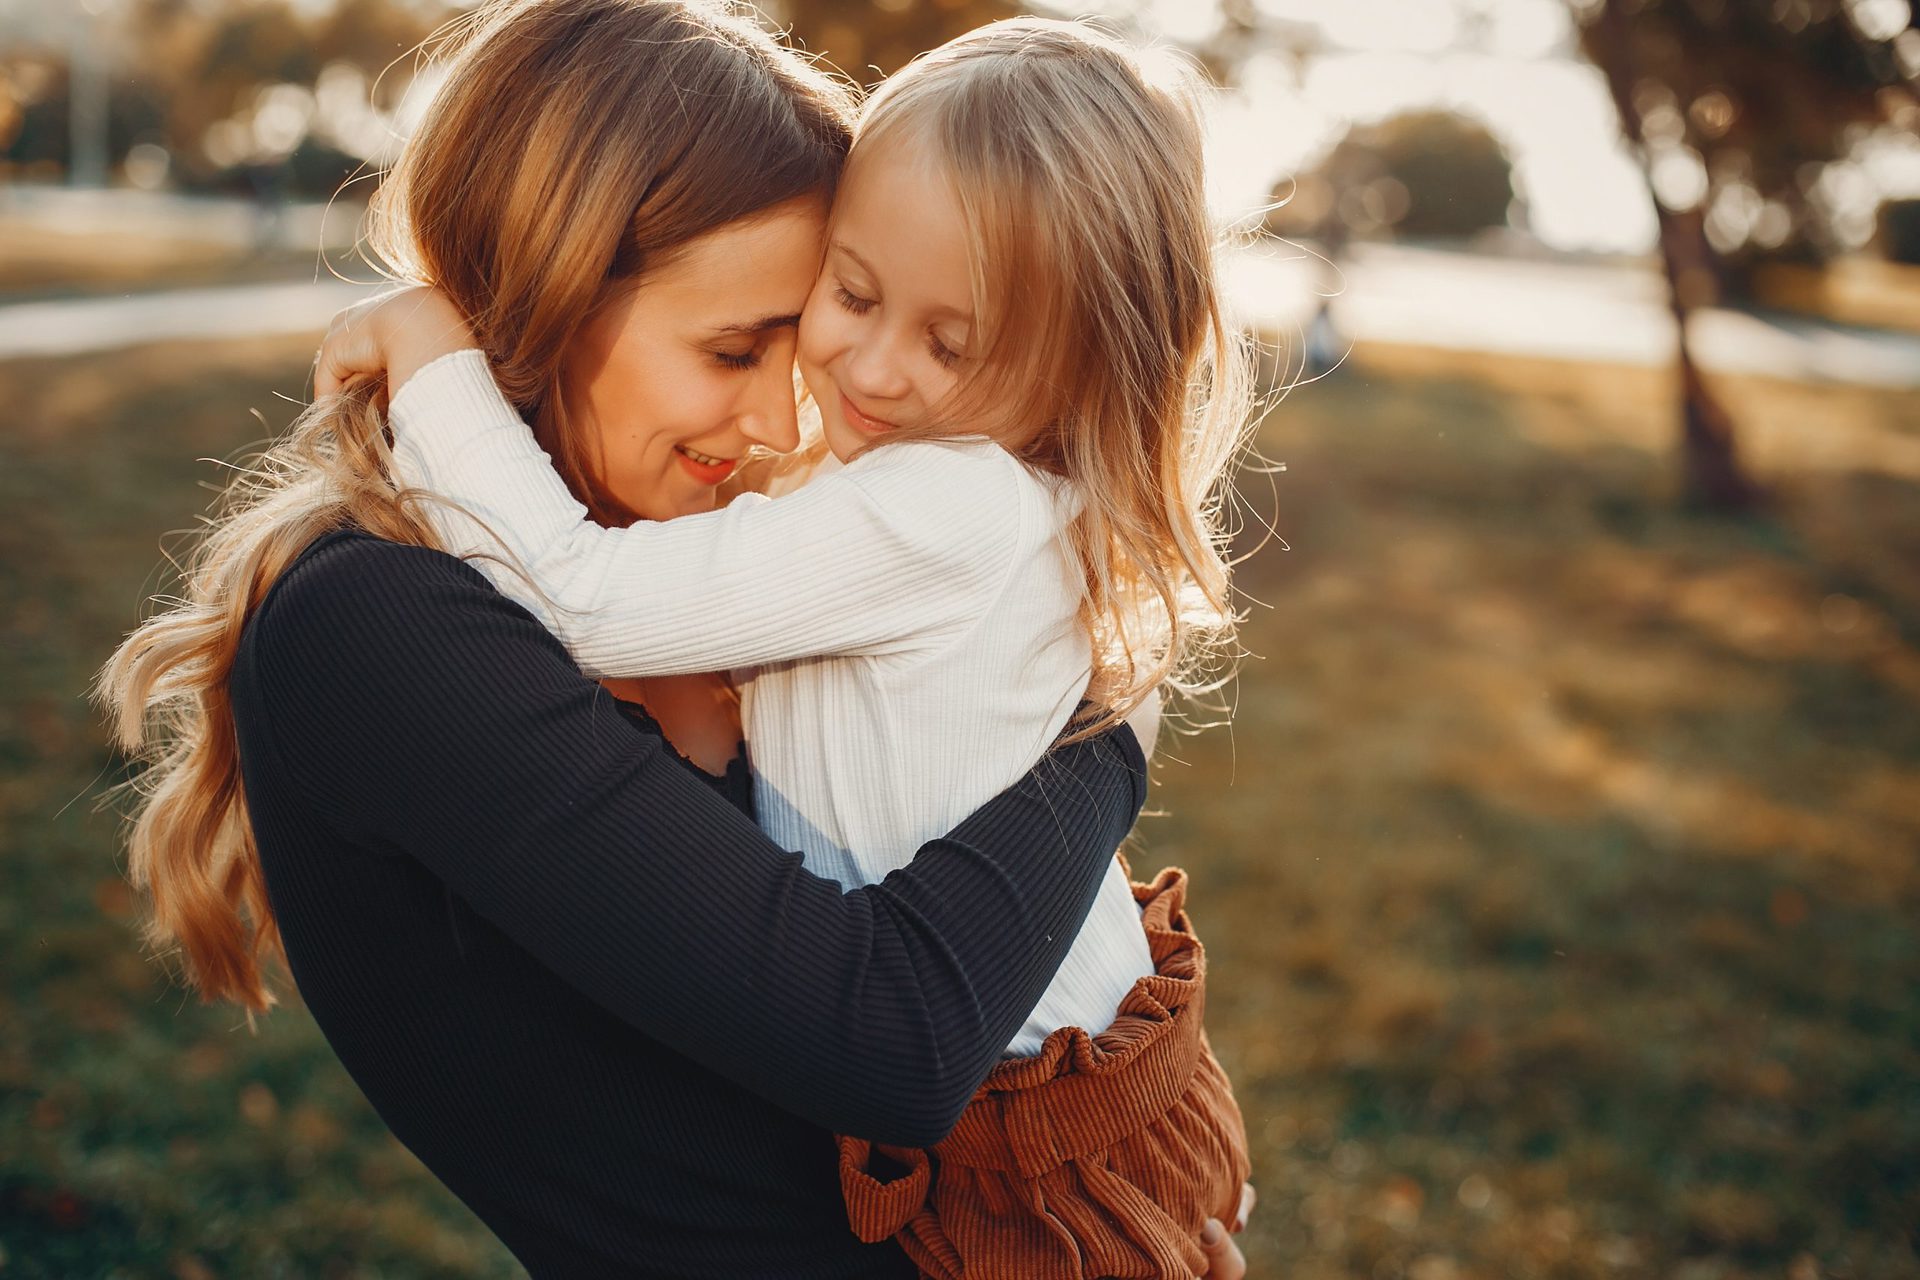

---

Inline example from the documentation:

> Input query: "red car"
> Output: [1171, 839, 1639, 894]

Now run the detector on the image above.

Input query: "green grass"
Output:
[1, 335, 521, 1279]
[1152, 345, 1920, 1280]
[2, 334, 1916, 1278]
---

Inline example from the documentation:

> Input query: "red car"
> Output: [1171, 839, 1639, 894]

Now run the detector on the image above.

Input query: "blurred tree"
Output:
[1876, 197, 1920, 263]
[763, 0, 1021, 84]
[2, 0, 448, 194]
[1573, 0, 1920, 510]
[310, 0, 455, 77]
[0, 56, 165, 180]
[127, 0, 319, 177]
[1266, 110, 1517, 243]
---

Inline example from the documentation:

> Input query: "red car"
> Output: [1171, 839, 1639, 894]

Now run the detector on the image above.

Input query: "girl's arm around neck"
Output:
[235, 533, 1144, 1148]
[389, 350, 1024, 679]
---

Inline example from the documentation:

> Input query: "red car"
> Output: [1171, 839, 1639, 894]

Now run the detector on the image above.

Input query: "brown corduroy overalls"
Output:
[838, 865, 1251, 1280]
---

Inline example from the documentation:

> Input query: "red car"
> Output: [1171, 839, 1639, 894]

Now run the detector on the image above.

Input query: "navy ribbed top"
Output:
[227, 530, 1146, 1278]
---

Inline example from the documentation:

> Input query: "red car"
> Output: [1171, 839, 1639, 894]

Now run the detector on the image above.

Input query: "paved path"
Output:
[1229, 242, 1920, 389]
[2, 241, 1916, 386]
[0, 279, 373, 361]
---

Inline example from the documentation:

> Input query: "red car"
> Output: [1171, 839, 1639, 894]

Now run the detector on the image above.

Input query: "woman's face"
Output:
[561, 195, 829, 522]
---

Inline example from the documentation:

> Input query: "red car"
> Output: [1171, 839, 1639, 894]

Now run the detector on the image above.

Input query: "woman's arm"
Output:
[387, 350, 1022, 679]
[235, 533, 1144, 1148]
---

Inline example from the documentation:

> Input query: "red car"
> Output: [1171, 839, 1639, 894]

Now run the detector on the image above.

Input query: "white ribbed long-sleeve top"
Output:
[388, 350, 1154, 1053]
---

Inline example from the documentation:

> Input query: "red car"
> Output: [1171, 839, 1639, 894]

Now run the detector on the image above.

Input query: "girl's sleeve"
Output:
[388, 349, 1022, 679]
[236, 534, 1145, 1148]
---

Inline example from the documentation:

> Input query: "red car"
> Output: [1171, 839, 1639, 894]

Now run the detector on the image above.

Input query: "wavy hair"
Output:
[96, 0, 854, 1011]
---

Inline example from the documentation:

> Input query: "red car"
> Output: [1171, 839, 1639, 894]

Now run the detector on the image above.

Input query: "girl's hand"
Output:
[313, 285, 479, 403]
[1195, 1182, 1256, 1279]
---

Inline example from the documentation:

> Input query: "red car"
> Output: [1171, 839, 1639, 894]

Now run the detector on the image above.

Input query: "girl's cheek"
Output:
[801, 297, 856, 366]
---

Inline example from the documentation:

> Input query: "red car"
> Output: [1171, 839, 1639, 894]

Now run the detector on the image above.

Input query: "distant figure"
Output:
[242, 160, 286, 255]
[1306, 219, 1352, 377]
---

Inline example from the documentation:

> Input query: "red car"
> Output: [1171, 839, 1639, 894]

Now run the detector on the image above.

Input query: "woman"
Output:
[100, 2, 1248, 1276]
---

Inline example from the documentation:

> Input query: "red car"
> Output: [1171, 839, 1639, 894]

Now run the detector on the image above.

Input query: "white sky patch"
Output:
[1191, 5, 1668, 253]
[1319, 0, 1465, 55]
[1144, 0, 1225, 46]
[1204, 45, 1659, 253]
[1482, 0, 1577, 59]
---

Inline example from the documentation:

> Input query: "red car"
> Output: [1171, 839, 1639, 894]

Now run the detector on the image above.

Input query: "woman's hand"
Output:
[1195, 1182, 1256, 1278]
[313, 285, 479, 403]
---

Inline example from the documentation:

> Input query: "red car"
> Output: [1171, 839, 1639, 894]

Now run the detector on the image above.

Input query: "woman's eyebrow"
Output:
[714, 312, 802, 334]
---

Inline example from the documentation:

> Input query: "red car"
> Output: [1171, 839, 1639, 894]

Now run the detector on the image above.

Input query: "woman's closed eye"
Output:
[712, 348, 762, 370]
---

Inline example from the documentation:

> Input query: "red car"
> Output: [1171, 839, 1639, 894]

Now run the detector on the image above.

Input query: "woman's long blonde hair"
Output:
[852, 19, 1256, 737]
[95, 0, 854, 1012]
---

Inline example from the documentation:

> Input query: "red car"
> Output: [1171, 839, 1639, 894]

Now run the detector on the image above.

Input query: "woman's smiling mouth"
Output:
[674, 445, 738, 484]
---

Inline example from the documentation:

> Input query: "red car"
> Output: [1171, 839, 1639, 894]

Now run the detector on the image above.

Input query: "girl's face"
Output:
[797, 141, 980, 462]
[561, 196, 828, 522]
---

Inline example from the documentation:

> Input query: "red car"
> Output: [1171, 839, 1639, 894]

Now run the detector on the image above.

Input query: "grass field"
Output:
[1, 333, 1915, 1278]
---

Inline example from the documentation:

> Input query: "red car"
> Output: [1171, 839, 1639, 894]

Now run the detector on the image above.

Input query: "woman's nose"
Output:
[738, 364, 802, 455]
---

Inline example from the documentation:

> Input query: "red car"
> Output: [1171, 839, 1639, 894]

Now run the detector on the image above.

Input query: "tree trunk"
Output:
[1657, 205, 1758, 509]
[1591, 0, 1758, 512]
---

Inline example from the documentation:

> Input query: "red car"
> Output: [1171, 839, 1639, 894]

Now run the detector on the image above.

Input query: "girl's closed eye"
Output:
[926, 333, 961, 369]
[833, 283, 876, 315]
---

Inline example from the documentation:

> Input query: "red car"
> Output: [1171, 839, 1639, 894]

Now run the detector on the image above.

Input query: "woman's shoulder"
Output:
[263, 531, 492, 619]
[245, 529, 555, 680]
[234, 530, 579, 786]
[278, 527, 463, 583]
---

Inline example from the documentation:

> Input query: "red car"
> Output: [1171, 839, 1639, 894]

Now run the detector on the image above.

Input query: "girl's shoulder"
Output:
[841, 437, 1072, 525]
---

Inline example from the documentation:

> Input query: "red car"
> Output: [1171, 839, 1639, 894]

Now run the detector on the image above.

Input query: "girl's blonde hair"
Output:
[854, 19, 1254, 736]
[95, 0, 854, 1012]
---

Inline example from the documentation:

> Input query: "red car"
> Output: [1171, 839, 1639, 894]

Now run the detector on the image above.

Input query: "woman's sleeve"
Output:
[236, 535, 1144, 1148]
[387, 349, 1020, 679]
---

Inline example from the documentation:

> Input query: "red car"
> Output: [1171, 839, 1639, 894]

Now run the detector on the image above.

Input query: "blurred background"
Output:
[4, 0, 1918, 1277]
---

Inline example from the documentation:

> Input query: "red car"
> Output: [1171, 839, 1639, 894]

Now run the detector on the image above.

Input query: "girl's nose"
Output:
[842, 333, 912, 403]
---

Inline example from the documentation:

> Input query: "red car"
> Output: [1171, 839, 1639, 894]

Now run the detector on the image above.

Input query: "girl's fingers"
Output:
[311, 285, 431, 402]
[313, 326, 376, 402]
[1196, 1218, 1246, 1279]
[312, 346, 333, 401]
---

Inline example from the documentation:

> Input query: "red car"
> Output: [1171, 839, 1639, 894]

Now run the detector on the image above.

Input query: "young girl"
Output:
[341, 18, 1253, 1277]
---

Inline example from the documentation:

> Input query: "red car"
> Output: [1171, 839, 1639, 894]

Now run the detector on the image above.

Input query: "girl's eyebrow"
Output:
[715, 312, 802, 334]
[831, 241, 875, 275]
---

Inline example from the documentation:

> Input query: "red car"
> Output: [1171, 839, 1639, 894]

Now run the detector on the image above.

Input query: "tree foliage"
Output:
[1572, 0, 1920, 274]
[1, 0, 450, 192]
[763, 0, 1021, 84]
[4, 0, 1034, 193]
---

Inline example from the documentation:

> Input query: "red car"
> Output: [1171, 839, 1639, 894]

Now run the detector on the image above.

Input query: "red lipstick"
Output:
[674, 446, 738, 486]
